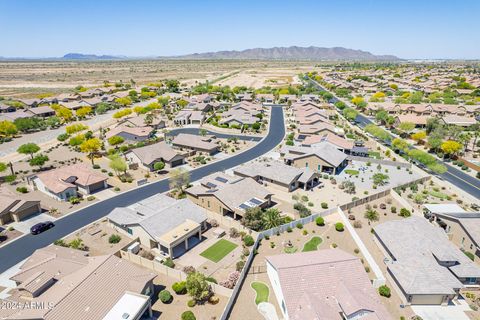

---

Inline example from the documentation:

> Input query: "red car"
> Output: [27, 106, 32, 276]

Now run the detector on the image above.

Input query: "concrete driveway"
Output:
[411, 301, 471, 320]
[10, 212, 57, 234]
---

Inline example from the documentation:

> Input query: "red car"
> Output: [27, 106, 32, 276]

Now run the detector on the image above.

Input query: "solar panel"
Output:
[205, 182, 217, 188]
[239, 203, 250, 210]
[215, 176, 228, 183]
[249, 198, 263, 205]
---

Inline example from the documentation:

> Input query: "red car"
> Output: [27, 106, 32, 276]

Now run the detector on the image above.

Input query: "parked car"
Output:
[30, 221, 54, 235]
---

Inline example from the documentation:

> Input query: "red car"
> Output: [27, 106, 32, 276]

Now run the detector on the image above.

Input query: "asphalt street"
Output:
[0, 106, 285, 273]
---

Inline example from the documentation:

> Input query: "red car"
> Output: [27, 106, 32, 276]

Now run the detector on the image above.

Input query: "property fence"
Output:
[120, 249, 233, 298]
[347, 155, 412, 169]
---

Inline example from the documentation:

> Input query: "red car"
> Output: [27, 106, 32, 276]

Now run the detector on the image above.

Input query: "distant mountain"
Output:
[62, 53, 126, 60]
[162, 46, 400, 61]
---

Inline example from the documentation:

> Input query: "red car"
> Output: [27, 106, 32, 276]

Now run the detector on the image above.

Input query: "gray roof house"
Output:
[233, 159, 321, 192]
[374, 217, 480, 305]
[172, 133, 219, 155]
[186, 173, 273, 220]
[107, 194, 207, 258]
[281, 142, 348, 174]
[125, 141, 185, 171]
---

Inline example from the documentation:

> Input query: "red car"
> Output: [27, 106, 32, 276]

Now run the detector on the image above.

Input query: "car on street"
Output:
[30, 221, 55, 235]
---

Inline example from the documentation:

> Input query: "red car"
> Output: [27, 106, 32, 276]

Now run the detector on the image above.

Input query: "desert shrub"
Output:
[187, 299, 196, 307]
[159, 290, 172, 303]
[236, 260, 245, 271]
[399, 208, 411, 217]
[316, 216, 325, 226]
[181, 311, 196, 320]
[229, 227, 240, 238]
[243, 235, 254, 246]
[172, 281, 187, 294]
[16, 186, 28, 193]
[335, 222, 344, 232]
[108, 234, 121, 244]
[378, 285, 391, 297]
[208, 219, 219, 227]
[86, 195, 95, 201]
[296, 223, 303, 229]
[219, 271, 240, 289]
[321, 202, 328, 209]
[464, 251, 475, 261]
[390, 206, 397, 214]
[183, 266, 196, 275]
[286, 227, 292, 232]
[209, 295, 220, 305]
[163, 257, 175, 268]
[353, 220, 362, 228]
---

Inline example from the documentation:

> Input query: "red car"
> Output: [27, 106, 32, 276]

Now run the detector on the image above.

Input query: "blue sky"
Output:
[0, 0, 478, 59]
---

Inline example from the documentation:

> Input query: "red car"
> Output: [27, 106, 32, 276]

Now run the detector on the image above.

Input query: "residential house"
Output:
[233, 159, 321, 192]
[296, 123, 343, 141]
[219, 108, 258, 127]
[424, 203, 480, 261]
[25, 106, 56, 118]
[256, 93, 275, 104]
[374, 217, 480, 305]
[186, 173, 273, 220]
[125, 141, 185, 171]
[0, 103, 16, 113]
[0, 193, 41, 225]
[281, 142, 348, 174]
[172, 133, 219, 155]
[0, 245, 156, 320]
[394, 114, 429, 128]
[106, 125, 154, 142]
[235, 93, 253, 102]
[441, 115, 477, 127]
[174, 110, 205, 125]
[120, 114, 166, 130]
[107, 194, 207, 258]
[266, 249, 392, 320]
[29, 163, 108, 201]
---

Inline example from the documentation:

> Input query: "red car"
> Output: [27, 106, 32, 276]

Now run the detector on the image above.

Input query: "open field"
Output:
[0, 60, 318, 97]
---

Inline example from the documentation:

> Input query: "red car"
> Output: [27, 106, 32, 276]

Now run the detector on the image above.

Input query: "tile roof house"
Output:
[374, 217, 480, 305]
[0, 192, 41, 225]
[441, 115, 477, 127]
[219, 108, 259, 126]
[301, 133, 355, 153]
[186, 173, 273, 220]
[29, 163, 108, 201]
[0, 245, 156, 320]
[173, 110, 205, 125]
[266, 249, 392, 320]
[120, 114, 166, 129]
[25, 106, 56, 118]
[281, 142, 348, 174]
[125, 141, 185, 171]
[107, 194, 207, 258]
[394, 114, 429, 127]
[233, 159, 321, 192]
[424, 203, 480, 262]
[105, 125, 154, 142]
[172, 133, 219, 155]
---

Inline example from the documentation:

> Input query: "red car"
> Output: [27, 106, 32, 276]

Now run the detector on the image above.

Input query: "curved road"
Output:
[0, 106, 285, 273]
[307, 78, 480, 200]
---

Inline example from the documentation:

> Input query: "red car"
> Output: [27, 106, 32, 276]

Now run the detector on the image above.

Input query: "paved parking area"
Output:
[10, 212, 57, 234]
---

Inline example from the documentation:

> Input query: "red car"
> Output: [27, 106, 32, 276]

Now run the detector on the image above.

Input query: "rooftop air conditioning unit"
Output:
[127, 242, 140, 254]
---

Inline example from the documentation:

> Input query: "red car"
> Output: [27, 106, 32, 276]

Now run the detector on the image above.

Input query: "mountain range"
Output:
[161, 46, 400, 61]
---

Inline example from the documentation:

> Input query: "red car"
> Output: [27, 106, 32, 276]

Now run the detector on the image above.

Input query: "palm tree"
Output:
[262, 209, 283, 230]
[364, 209, 379, 223]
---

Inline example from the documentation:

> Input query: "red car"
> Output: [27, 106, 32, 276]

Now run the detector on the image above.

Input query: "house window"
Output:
[305, 162, 309, 168]
[317, 165, 321, 171]
[207, 201, 210, 208]
[466, 277, 477, 284]
[127, 228, 133, 235]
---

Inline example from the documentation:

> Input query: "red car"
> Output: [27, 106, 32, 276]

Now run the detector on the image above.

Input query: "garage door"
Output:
[411, 294, 445, 305]
[14, 205, 40, 222]
[89, 181, 105, 193]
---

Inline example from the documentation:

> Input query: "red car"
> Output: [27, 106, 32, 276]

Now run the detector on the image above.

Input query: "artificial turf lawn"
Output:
[251, 282, 269, 304]
[302, 236, 323, 252]
[200, 239, 238, 262]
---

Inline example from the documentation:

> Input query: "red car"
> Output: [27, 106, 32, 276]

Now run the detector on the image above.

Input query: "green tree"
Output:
[241, 207, 264, 231]
[441, 140, 462, 157]
[372, 173, 389, 186]
[169, 168, 190, 191]
[76, 106, 93, 118]
[17, 143, 40, 159]
[398, 122, 415, 134]
[29, 154, 49, 170]
[392, 138, 409, 152]
[153, 161, 165, 171]
[186, 272, 211, 302]
[411, 131, 427, 144]
[107, 136, 124, 146]
[109, 154, 127, 177]
[66, 123, 89, 134]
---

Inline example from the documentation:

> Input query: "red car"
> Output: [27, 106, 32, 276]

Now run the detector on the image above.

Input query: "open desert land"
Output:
[0, 60, 317, 98]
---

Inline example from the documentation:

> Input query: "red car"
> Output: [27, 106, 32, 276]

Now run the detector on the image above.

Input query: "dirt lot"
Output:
[0, 60, 317, 98]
